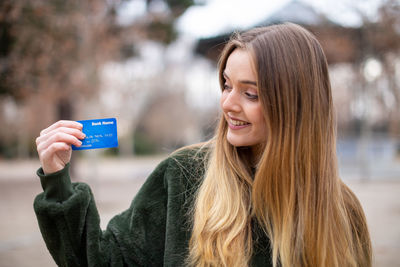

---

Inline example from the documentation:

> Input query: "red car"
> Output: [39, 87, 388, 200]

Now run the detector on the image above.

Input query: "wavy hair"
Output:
[188, 23, 372, 267]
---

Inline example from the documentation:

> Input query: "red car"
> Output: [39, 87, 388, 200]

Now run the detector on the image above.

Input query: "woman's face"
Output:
[220, 48, 267, 149]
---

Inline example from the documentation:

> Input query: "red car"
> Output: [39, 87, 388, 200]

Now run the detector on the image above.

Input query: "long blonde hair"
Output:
[188, 23, 372, 267]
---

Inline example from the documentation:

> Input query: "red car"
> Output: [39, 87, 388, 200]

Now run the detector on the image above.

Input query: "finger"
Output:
[36, 127, 86, 146]
[40, 120, 83, 136]
[39, 142, 71, 165]
[37, 132, 82, 152]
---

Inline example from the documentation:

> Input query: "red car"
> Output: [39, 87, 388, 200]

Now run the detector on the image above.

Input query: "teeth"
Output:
[229, 118, 248, 126]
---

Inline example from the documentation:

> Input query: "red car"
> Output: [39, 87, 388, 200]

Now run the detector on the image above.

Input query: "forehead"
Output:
[224, 49, 256, 81]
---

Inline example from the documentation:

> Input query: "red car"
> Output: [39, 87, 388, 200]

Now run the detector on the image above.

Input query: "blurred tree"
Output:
[0, 0, 121, 117]
[344, 0, 400, 179]
[0, 0, 195, 158]
[354, 0, 400, 135]
[372, 0, 400, 135]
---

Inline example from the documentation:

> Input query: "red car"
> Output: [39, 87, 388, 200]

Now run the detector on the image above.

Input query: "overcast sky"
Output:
[117, 0, 385, 38]
[177, 0, 384, 37]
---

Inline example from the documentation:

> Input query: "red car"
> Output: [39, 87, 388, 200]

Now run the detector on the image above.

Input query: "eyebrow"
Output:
[223, 71, 257, 86]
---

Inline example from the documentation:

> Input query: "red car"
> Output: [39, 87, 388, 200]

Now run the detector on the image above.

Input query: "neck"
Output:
[237, 145, 263, 169]
[250, 144, 264, 167]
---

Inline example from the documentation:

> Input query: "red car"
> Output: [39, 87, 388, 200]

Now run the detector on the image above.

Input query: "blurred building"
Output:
[192, 0, 400, 179]
[194, 0, 399, 137]
[0, 0, 399, 163]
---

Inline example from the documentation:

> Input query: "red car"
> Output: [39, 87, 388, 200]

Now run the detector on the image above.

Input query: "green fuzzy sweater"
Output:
[34, 147, 272, 266]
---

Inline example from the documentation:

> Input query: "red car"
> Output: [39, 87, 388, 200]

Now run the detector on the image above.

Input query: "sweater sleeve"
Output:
[33, 159, 170, 267]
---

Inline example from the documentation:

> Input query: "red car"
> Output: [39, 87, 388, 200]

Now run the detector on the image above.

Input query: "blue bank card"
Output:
[72, 118, 118, 150]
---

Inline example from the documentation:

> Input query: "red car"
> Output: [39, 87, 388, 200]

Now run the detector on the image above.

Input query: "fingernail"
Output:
[78, 141, 82, 145]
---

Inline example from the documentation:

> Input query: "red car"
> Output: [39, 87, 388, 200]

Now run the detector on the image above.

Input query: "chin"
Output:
[226, 131, 265, 148]
[227, 135, 253, 147]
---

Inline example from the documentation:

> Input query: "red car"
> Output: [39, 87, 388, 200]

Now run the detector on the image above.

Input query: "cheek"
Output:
[220, 91, 228, 107]
[250, 107, 267, 135]
[248, 105, 265, 125]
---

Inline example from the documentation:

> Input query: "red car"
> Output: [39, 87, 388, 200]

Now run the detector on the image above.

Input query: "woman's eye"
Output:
[245, 92, 258, 100]
[223, 84, 231, 90]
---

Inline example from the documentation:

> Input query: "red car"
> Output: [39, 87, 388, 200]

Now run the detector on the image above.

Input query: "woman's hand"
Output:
[36, 120, 85, 175]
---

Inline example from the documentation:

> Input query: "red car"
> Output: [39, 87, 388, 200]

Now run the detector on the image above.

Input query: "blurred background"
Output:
[0, 0, 399, 266]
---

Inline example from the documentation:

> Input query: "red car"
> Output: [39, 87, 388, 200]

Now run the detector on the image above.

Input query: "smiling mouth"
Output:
[229, 118, 250, 126]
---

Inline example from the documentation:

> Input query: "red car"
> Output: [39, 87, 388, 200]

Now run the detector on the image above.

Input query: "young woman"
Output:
[34, 23, 372, 267]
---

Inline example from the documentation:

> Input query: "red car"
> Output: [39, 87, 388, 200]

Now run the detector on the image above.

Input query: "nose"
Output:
[221, 89, 241, 114]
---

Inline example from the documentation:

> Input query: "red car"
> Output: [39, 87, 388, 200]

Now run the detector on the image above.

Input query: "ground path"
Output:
[0, 156, 399, 266]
